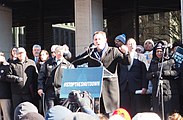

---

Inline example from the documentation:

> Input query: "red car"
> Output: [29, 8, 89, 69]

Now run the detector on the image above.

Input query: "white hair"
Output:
[32, 44, 41, 50]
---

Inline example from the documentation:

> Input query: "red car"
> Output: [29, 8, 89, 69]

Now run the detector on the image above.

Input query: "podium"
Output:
[60, 55, 115, 112]
[60, 66, 115, 98]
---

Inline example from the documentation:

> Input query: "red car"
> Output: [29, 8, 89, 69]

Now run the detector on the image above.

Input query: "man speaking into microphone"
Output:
[73, 31, 130, 116]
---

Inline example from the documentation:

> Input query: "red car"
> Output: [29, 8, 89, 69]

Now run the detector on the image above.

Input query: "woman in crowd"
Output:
[147, 41, 179, 119]
[36, 50, 50, 71]
[35, 49, 50, 115]
[7, 46, 18, 63]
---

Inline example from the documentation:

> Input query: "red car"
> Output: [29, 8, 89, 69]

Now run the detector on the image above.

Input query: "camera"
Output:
[67, 90, 83, 112]
[68, 90, 81, 102]
[66, 90, 93, 112]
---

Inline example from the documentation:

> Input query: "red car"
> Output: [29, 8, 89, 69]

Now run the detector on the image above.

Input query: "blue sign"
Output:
[173, 46, 183, 67]
[60, 67, 103, 98]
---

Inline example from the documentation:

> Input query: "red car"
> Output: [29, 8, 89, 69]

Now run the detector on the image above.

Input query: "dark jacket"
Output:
[147, 41, 179, 96]
[0, 62, 11, 99]
[119, 52, 148, 93]
[8, 58, 38, 95]
[147, 58, 179, 95]
[147, 41, 179, 116]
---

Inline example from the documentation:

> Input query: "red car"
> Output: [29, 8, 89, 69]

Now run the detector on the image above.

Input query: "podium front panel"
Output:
[60, 67, 103, 98]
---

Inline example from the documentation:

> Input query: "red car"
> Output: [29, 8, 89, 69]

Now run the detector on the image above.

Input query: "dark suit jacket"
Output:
[119, 52, 148, 93]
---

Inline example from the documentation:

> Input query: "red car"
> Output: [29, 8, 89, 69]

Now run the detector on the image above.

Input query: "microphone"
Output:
[84, 43, 97, 51]
[83, 43, 97, 56]
[162, 43, 172, 48]
[88, 44, 97, 55]
[89, 43, 97, 49]
[162, 43, 172, 59]
[90, 45, 97, 49]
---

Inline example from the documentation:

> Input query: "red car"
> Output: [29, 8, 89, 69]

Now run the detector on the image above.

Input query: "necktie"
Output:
[35, 57, 38, 63]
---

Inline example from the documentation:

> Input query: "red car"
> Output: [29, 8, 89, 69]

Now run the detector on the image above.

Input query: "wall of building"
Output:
[0, 6, 12, 59]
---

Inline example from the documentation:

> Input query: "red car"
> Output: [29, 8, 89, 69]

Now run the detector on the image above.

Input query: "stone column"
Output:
[74, 0, 103, 56]
[0, 6, 12, 58]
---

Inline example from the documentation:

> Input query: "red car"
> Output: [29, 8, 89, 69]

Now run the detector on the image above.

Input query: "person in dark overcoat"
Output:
[147, 41, 180, 119]
[119, 38, 149, 117]
[0, 52, 12, 120]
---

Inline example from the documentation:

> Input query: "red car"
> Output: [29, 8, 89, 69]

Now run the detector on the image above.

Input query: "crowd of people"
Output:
[0, 30, 183, 120]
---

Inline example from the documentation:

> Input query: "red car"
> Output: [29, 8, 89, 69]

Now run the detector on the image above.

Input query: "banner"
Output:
[60, 67, 103, 98]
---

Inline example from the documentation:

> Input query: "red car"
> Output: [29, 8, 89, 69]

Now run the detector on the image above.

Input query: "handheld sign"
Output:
[172, 46, 183, 67]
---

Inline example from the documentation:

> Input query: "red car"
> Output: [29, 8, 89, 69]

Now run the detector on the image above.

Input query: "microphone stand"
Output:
[71, 46, 103, 113]
[155, 47, 167, 120]
[72, 46, 103, 67]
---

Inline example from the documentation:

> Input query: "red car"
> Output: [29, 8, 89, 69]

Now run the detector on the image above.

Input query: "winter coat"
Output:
[0, 62, 11, 99]
[38, 57, 74, 99]
[8, 58, 38, 95]
[147, 41, 179, 116]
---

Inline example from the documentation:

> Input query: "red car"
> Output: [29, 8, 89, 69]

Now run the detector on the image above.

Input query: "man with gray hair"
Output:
[7, 47, 38, 112]
[38, 45, 74, 112]
[32, 44, 41, 63]
[50, 45, 59, 58]
[51, 44, 72, 60]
